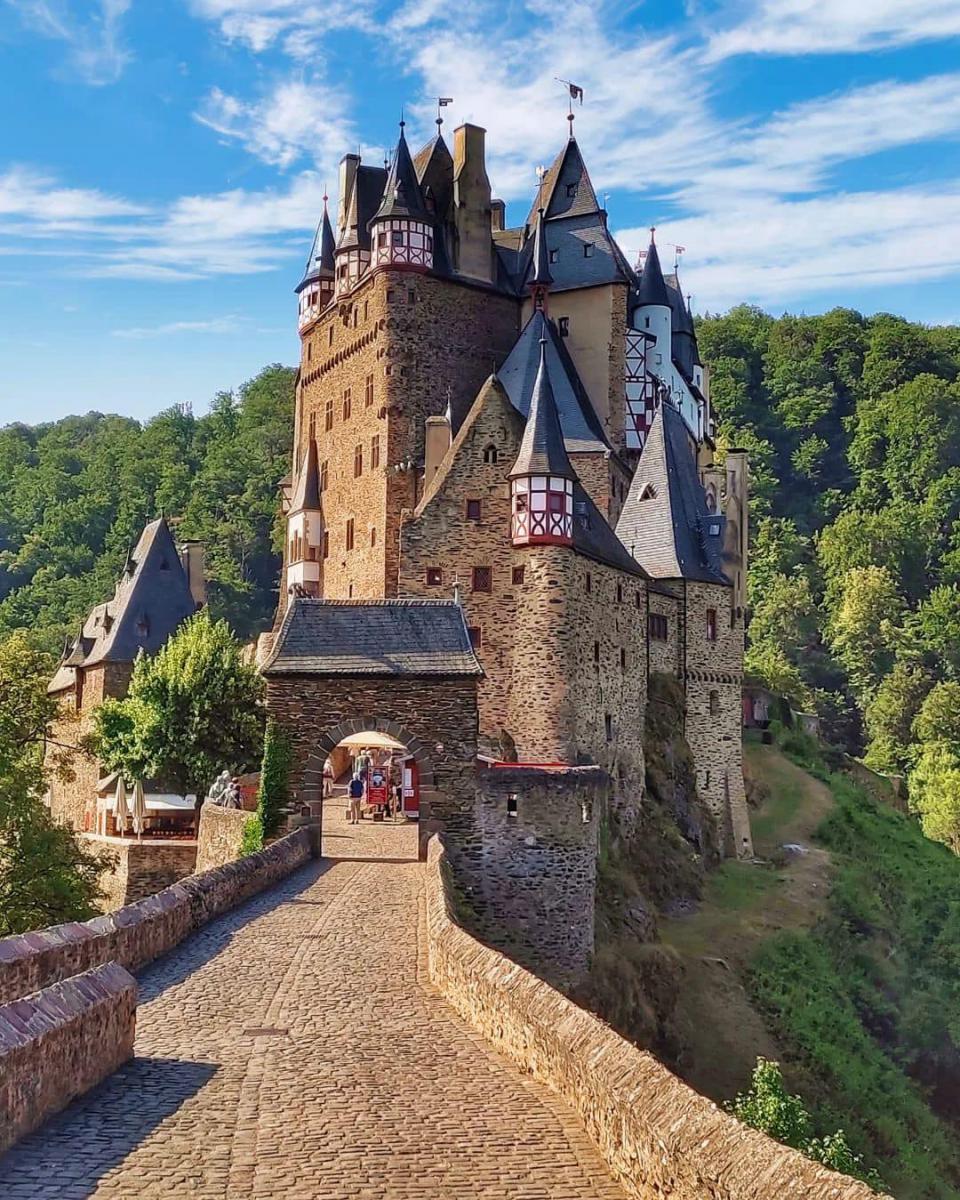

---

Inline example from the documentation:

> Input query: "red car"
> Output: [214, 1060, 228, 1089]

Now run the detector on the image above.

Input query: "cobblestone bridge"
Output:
[0, 812, 626, 1199]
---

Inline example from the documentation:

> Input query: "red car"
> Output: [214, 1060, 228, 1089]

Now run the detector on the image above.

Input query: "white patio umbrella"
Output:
[130, 779, 147, 840]
[113, 775, 129, 836]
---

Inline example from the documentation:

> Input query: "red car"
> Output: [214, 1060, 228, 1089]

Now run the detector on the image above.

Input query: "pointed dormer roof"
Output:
[373, 121, 432, 224]
[616, 403, 726, 584]
[525, 137, 600, 225]
[297, 200, 336, 293]
[636, 230, 671, 307]
[337, 174, 361, 251]
[527, 208, 553, 289]
[509, 338, 575, 480]
[290, 438, 321, 514]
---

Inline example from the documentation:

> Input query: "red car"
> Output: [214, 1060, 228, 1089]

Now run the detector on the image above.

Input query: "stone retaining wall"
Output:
[82, 835, 198, 911]
[0, 828, 313, 1006]
[195, 802, 251, 874]
[0, 962, 136, 1155]
[425, 837, 886, 1200]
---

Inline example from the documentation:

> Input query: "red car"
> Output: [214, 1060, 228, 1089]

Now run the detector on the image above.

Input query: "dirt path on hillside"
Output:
[660, 745, 836, 1103]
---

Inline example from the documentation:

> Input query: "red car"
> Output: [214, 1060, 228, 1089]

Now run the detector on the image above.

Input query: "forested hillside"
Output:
[698, 307, 960, 847]
[0, 365, 294, 654]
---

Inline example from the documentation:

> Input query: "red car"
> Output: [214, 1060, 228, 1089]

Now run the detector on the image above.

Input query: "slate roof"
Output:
[296, 203, 335, 293]
[635, 235, 671, 307]
[337, 164, 387, 252]
[290, 438, 321, 514]
[498, 310, 611, 454]
[48, 518, 198, 692]
[665, 271, 700, 381]
[615, 402, 728, 584]
[373, 124, 432, 224]
[509, 337, 573, 479]
[527, 208, 553, 289]
[572, 482, 647, 577]
[262, 599, 484, 676]
[525, 138, 599, 226]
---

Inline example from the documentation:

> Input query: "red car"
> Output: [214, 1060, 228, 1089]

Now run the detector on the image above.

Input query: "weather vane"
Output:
[554, 78, 584, 133]
[436, 96, 453, 131]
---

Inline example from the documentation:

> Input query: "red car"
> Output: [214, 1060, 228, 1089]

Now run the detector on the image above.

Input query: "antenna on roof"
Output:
[554, 78, 584, 135]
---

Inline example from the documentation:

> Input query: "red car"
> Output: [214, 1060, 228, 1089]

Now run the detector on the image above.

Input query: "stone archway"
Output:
[300, 716, 438, 807]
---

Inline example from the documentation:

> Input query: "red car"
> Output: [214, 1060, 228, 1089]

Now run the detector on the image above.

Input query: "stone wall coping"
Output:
[425, 837, 887, 1200]
[0, 828, 313, 1005]
[80, 834, 199, 847]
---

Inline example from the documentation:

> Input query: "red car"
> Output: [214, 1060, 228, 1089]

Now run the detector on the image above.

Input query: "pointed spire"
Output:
[373, 119, 432, 224]
[636, 227, 670, 307]
[528, 207, 553, 292]
[290, 437, 321, 514]
[510, 338, 574, 480]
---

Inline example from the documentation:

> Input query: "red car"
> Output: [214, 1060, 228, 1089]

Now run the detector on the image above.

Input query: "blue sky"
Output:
[1, 0, 959, 424]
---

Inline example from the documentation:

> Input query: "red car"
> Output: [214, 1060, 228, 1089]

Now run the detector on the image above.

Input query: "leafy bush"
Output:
[240, 813, 264, 857]
[255, 719, 293, 841]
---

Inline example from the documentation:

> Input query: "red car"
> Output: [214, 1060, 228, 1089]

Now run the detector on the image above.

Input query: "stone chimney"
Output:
[424, 414, 452, 489]
[490, 198, 506, 233]
[178, 541, 207, 610]
[453, 124, 493, 283]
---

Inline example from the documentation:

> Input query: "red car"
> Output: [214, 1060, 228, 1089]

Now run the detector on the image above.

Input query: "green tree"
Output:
[864, 663, 931, 774]
[93, 611, 264, 813]
[909, 742, 960, 854]
[826, 566, 905, 705]
[0, 632, 102, 933]
[254, 718, 293, 842]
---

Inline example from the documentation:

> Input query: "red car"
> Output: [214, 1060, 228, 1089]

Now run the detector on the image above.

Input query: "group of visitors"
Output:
[344, 748, 404, 824]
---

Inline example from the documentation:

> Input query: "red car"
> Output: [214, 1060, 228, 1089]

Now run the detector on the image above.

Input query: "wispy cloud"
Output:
[112, 316, 241, 338]
[0, 165, 147, 224]
[5, 0, 132, 85]
[707, 0, 960, 60]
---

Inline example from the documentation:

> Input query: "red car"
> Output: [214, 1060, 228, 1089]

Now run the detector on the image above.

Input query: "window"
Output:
[482, 443, 498, 464]
[705, 770, 711, 789]
[426, 567, 443, 587]
[354, 444, 363, 478]
[472, 566, 492, 593]
[371, 434, 380, 470]
[581, 799, 593, 824]
[636, 591, 642, 609]
[346, 518, 355, 551]
[364, 300, 369, 322]
[650, 613, 669, 641]
[342, 388, 352, 421]
[566, 182, 577, 198]
[710, 690, 720, 716]
[407, 288, 416, 304]
[706, 608, 717, 641]
[306, 342, 312, 361]
[324, 398, 334, 432]
[616, 583, 623, 603]
[583, 243, 594, 258]
[468, 625, 482, 649]
[466, 499, 482, 521]
[604, 713, 613, 742]
[512, 565, 525, 586]
[549, 248, 559, 263]
[320, 460, 328, 492]
[558, 316, 569, 337]
[365, 373, 374, 407]
[593, 640, 600, 664]
[322, 531, 330, 559]
[507, 793, 519, 818]
[391, 229, 404, 246]
[370, 527, 377, 547]
[620, 648, 627, 670]
[585, 572, 592, 593]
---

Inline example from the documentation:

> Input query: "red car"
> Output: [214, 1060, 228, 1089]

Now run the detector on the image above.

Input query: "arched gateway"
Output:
[261, 598, 482, 852]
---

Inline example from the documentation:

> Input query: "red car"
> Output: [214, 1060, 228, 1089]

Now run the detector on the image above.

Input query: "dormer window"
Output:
[566, 183, 577, 198]
[135, 614, 150, 638]
[549, 248, 559, 264]
[558, 317, 569, 337]
[583, 244, 594, 258]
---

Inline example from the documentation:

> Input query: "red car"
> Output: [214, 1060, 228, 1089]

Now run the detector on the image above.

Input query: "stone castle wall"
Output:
[267, 673, 479, 844]
[82, 835, 198, 911]
[0, 962, 136, 1156]
[425, 837, 885, 1200]
[195, 802, 251, 873]
[459, 766, 605, 985]
[647, 585, 682, 677]
[683, 581, 752, 857]
[0, 828, 313, 1006]
[46, 661, 133, 831]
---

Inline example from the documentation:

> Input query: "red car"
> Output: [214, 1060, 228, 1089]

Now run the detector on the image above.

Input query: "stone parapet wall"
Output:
[457, 766, 604, 985]
[0, 828, 312, 1006]
[82, 835, 198, 911]
[425, 837, 886, 1200]
[0, 962, 136, 1155]
[195, 803, 251, 873]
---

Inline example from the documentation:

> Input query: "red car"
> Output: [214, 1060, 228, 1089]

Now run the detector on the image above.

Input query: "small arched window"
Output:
[482, 444, 498, 464]
[710, 690, 720, 716]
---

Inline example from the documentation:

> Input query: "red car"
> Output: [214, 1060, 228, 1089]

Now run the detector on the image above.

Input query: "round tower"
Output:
[509, 337, 575, 546]
[286, 434, 323, 597]
[631, 228, 672, 358]
[369, 120, 435, 272]
[296, 195, 335, 331]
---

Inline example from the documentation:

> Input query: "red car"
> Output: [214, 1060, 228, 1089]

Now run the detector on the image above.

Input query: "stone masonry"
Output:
[81, 836, 198, 912]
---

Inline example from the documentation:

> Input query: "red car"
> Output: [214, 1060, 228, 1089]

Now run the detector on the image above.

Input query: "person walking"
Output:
[348, 774, 364, 825]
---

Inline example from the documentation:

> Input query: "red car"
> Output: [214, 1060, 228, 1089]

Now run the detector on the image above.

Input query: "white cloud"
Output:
[112, 316, 241, 338]
[5, 0, 132, 84]
[707, 0, 960, 60]
[0, 165, 147, 224]
[187, 0, 375, 56]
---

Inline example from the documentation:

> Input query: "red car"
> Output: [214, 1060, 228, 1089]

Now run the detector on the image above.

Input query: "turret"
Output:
[286, 435, 323, 597]
[509, 338, 576, 546]
[369, 120, 435, 272]
[296, 196, 335, 330]
[526, 207, 552, 313]
[632, 228, 672, 361]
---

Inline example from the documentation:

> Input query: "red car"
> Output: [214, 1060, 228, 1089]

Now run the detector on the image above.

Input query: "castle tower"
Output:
[285, 433, 323, 597]
[296, 197, 335, 331]
[370, 121, 435, 272]
[509, 338, 575, 546]
[632, 229, 672, 369]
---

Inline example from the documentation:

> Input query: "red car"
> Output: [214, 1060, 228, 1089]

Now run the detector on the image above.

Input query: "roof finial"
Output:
[650, 225, 656, 244]
[399, 107, 405, 131]
[436, 96, 452, 132]
[322, 185, 328, 208]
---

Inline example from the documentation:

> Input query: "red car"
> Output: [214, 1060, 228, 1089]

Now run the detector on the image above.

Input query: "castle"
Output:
[262, 114, 753, 883]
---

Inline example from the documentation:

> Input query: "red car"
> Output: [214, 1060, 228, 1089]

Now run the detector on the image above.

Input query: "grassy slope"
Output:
[662, 743, 960, 1199]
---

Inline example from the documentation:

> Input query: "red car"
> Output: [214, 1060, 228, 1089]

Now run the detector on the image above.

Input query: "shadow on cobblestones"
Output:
[0, 1057, 216, 1198]
[137, 860, 329, 1004]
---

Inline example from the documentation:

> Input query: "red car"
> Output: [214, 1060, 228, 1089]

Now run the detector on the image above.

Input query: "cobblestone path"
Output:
[0, 812, 626, 1199]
